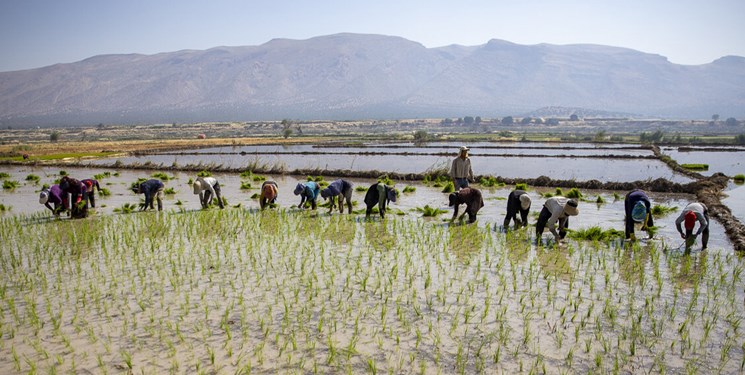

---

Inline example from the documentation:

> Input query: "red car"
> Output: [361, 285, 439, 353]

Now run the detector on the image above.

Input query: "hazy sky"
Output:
[1, 0, 744, 72]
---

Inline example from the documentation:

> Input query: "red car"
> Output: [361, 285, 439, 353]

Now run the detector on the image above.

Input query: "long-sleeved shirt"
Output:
[81, 179, 101, 193]
[624, 189, 654, 237]
[139, 179, 164, 208]
[505, 189, 530, 221]
[59, 177, 86, 203]
[675, 202, 709, 236]
[364, 183, 397, 208]
[194, 177, 218, 197]
[451, 187, 484, 220]
[322, 179, 352, 198]
[47, 185, 64, 205]
[260, 181, 278, 201]
[449, 157, 474, 180]
[543, 197, 570, 232]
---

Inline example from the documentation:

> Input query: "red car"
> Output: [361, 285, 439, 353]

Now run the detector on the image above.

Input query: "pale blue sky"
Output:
[1, 0, 744, 72]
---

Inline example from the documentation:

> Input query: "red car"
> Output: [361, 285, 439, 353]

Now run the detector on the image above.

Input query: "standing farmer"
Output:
[259, 180, 279, 210]
[448, 187, 484, 223]
[81, 178, 102, 208]
[364, 182, 397, 219]
[624, 189, 654, 240]
[675, 202, 709, 250]
[132, 179, 165, 211]
[192, 176, 224, 209]
[320, 179, 354, 214]
[59, 176, 88, 218]
[535, 197, 579, 244]
[449, 146, 474, 191]
[503, 189, 532, 229]
[294, 181, 321, 210]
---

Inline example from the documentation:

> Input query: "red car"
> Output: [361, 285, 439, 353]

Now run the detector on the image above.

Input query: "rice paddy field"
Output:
[1, 141, 745, 374]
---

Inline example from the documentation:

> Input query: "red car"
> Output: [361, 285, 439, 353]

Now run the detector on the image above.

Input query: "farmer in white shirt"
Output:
[675, 202, 709, 250]
[535, 197, 579, 244]
[193, 176, 224, 209]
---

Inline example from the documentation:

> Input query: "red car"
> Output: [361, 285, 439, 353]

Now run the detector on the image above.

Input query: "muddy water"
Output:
[86, 153, 691, 183]
[723, 184, 745, 223]
[2, 192, 745, 374]
[0, 166, 730, 250]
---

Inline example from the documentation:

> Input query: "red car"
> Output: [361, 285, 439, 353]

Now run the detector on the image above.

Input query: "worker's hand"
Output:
[680, 233, 686, 239]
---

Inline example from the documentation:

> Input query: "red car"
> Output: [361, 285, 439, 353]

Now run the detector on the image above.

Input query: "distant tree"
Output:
[534, 118, 544, 125]
[97, 123, 104, 130]
[474, 116, 482, 125]
[501, 116, 514, 125]
[640, 130, 664, 143]
[282, 128, 292, 139]
[725, 117, 738, 126]
[712, 114, 720, 121]
[520, 117, 532, 125]
[50, 131, 60, 142]
[413, 130, 429, 143]
[295, 124, 303, 135]
[463, 116, 474, 125]
[569, 114, 580, 121]
[546, 118, 560, 125]
[735, 134, 745, 145]
[281, 119, 293, 138]
[456, 118, 463, 125]
[442, 118, 453, 125]
[593, 130, 607, 142]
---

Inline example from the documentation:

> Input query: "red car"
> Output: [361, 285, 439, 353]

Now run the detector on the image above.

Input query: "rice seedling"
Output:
[355, 185, 368, 192]
[163, 187, 176, 195]
[595, 195, 605, 204]
[2, 180, 19, 190]
[197, 170, 212, 177]
[99, 187, 112, 196]
[151, 171, 173, 181]
[25, 174, 40, 183]
[441, 182, 455, 193]
[415, 205, 447, 217]
[565, 188, 583, 199]
[681, 163, 709, 171]
[0, 172, 10, 178]
[0, 203, 10, 212]
[515, 183, 528, 190]
[402, 185, 416, 193]
[733, 174, 745, 183]
[59, 170, 68, 176]
[566, 226, 624, 241]
[240, 181, 253, 190]
[651, 204, 678, 217]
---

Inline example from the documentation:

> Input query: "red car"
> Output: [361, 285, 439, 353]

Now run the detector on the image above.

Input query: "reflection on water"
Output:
[661, 147, 745, 176]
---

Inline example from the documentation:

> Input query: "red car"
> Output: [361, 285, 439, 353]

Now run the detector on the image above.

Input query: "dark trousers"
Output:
[535, 206, 568, 239]
[202, 183, 224, 209]
[504, 195, 529, 228]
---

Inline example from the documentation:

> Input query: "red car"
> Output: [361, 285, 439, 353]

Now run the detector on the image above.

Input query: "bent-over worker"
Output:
[132, 179, 165, 211]
[364, 182, 397, 219]
[193, 176, 224, 209]
[624, 189, 654, 240]
[503, 189, 531, 229]
[448, 187, 484, 223]
[675, 202, 709, 250]
[320, 179, 354, 214]
[535, 197, 579, 243]
[259, 180, 279, 210]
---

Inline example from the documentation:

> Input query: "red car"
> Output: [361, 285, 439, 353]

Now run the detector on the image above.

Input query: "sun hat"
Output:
[192, 181, 201, 195]
[563, 199, 579, 216]
[519, 194, 531, 210]
[459, 146, 469, 152]
[631, 201, 647, 222]
[684, 211, 697, 230]
[39, 190, 49, 204]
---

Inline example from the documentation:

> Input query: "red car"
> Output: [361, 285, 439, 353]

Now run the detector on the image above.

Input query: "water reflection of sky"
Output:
[660, 147, 744, 176]
[87, 153, 690, 183]
[0, 166, 731, 251]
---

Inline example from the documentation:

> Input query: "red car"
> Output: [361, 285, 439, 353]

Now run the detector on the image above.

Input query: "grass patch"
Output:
[681, 163, 709, 171]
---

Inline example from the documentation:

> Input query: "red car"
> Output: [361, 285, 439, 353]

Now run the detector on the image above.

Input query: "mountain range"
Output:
[1, 33, 744, 127]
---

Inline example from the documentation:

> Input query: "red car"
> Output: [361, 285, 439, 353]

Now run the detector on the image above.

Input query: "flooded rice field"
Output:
[85, 142, 690, 183]
[2, 142, 745, 374]
[660, 146, 745, 176]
